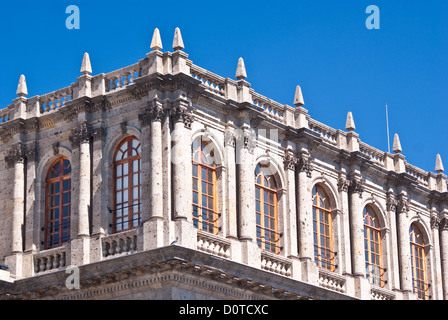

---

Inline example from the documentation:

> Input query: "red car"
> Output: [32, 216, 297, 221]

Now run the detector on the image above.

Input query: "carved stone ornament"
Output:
[70, 122, 91, 147]
[386, 193, 398, 212]
[170, 106, 194, 129]
[283, 153, 297, 171]
[337, 176, 350, 192]
[224, 130, 236, 148]
[397, 194, 410, 215]
[297, 154, 313, 178]
[439, 217, 448, 232]
[431, 215, 441, 230]
[349, 177, 364, 198]
[5, 142, 25, 167]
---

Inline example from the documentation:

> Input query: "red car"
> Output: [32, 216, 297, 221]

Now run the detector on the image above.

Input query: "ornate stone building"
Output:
[0, 28, 447, 300]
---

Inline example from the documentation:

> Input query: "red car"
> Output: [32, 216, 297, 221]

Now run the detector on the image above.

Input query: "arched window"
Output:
[410, 224, 430, 300]
[45, 157, 71, 249]
[312, 185, 335, 271]
[364, 205, 385, 287]
[255, 164, 280, 254]
[192, 137, 218, 234]
[113, 136, 142, 233]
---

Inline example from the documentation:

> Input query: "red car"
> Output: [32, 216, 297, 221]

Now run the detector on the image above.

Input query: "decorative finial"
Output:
[235, 57, 247, 80]
[81, 52, 92, 75]
[172, 27, 184, 51]
[392, 133, 402, 153]
[293, 85, 305, 107]
[16, 74, 28, 97]
[435, 154, 444, 173]
[345, 111, 356, 131]
[150, 28, 163, 51]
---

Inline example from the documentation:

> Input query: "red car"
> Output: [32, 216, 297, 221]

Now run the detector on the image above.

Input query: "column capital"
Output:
[70, 122, 91, 147]
[386, 192, 398, 212]
[337, 176, 350, 192]
[6, 142, 25, 168]
[349, 176, 364, 198]
[397, 193, 410, 215]
[170, 105, 194, 129]
[296, 153, 313, 178]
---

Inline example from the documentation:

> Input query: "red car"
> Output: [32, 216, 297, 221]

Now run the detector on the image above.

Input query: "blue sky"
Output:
[1, 0, 447, 174]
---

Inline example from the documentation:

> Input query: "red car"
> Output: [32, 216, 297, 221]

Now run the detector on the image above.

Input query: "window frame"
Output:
[255, 164, 280, 254]
[192, 137, 219, 235]
[363, 205, 386, 287]
[312, 184, 336, 271]
[410, 224, 430, 300]
[44, 157, 72, 250]
[112, 136, 142, 234]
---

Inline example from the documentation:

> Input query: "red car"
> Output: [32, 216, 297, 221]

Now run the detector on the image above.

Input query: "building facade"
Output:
[0, 28, 447, 300]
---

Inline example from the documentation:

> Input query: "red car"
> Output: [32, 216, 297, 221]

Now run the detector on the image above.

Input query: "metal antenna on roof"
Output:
[386, 103, 391, 153]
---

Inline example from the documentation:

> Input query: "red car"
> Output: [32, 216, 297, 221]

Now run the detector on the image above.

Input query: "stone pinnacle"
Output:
[235, 57, 247, 80]
[150, 28, 163, 51]
[345, 111, 356, 131]
[392, 133, 402, 153]
[81, 52, 92, 75]
[293, 85, 305, 107]
[435, 154, 444, 173]
[172, 27, 185, 51]
[16, 74, 28, 97]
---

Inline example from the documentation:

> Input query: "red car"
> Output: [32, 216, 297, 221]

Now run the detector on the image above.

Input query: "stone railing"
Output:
[190, 64, 226, 98]
[34, 246, 68, 274]
[359, 142, 385, 167]
[260, 251, 292, 277]
[318, 269, 346, 293]
[102, 229, 138, 259]
[105, 62, 143, 93]
[252, 92, 285, 123]
[196, 230, 231, 259]
[370, 286, 396, 300]
[0, 108, 9, 125]
[40, 86, 73, 115]
[308, 118, 338, 145]
[405, 163, 429, 187]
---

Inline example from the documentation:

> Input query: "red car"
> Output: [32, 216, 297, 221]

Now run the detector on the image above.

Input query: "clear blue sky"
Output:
[1, 0, 447, 174]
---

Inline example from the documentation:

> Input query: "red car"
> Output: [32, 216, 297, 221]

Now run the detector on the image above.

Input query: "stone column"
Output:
[235, 124, 259, 267]
[348, 174, 370, 299]
[22, 144, 38, 277]
[295, 149, 317, 283]
[386, 191, 401, 291]
[142, 100, 165, 249]
[396, 192, 413, 298]
[440, 215, 448, 300]
[337, 173, 352, 275]
[224, 130, 238, 239]
[69, 123, 91, 266]
[283, 150, 301, 281]
[170, 95, 195, 248]
[5, 142, 26, 277]
[430, 213, 443, 300]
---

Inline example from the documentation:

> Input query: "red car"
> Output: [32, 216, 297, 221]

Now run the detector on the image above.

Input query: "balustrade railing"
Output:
[105, 62, 142, 92]
[34, 246, 67, 274]
[406, 163, 429, 187]
[40, 86, 72, 114]
[196, 230, 231, 259]
[252, 92, 285, 123]
[260, 251, 292, 277]
[318, 268, 346, 293]
[102, 229, 138, 258]
[308, 118, 337, 145]
[359, 142, 385, 167]
[190, 64, 226, 97]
